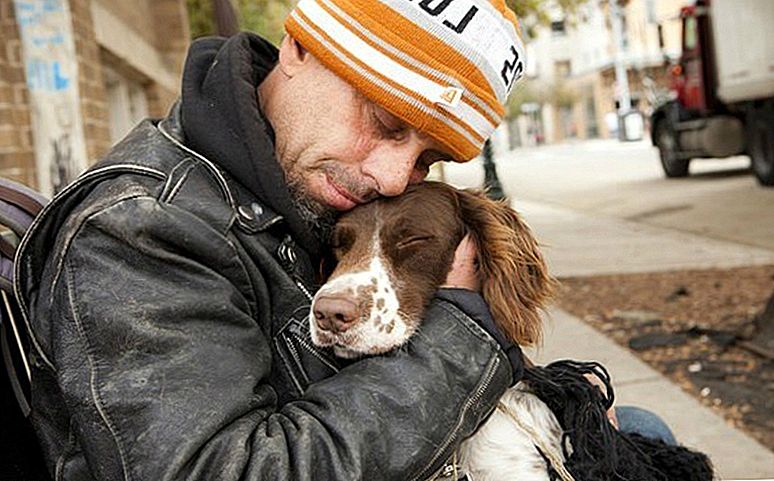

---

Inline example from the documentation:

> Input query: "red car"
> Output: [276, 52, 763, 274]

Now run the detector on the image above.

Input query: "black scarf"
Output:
[180, 33, 322, 258]
[526, 360, 713, 481]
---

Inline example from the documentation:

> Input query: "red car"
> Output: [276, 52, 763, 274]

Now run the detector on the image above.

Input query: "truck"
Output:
[650, 0, 774, 185]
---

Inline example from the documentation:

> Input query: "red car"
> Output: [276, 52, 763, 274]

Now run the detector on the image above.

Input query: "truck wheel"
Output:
[655, 121, 689, 178]
[748, 110, 774, 186]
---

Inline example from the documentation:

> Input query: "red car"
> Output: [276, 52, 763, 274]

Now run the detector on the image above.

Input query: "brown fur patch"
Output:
[324, 181, 556, 351]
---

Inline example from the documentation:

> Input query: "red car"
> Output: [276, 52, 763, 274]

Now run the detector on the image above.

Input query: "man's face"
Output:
[264, 38, 450, 228]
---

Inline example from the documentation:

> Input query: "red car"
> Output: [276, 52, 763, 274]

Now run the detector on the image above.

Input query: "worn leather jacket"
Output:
[14, 35, 513, 481]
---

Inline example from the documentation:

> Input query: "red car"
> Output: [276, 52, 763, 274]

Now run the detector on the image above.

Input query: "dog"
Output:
[309, 181, 563, 480]
[308, 182, 712, 481]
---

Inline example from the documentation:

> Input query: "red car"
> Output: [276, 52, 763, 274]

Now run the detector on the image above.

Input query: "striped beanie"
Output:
[285, 0, 526, 161]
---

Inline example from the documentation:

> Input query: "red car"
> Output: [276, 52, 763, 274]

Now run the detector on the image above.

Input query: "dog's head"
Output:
[309, 182, 555, 358]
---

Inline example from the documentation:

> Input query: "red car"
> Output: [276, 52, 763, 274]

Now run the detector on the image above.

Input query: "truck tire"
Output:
[654, 121, 690, 178]
[748, 109, 774, 186]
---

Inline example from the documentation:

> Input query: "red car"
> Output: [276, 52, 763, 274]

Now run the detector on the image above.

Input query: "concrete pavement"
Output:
[443, 142, 774, 479]
[522, 204, 774, 479]
[518, 203, 774, 479]
[514, 199, 774, 278]
[444, 138, 774, 252]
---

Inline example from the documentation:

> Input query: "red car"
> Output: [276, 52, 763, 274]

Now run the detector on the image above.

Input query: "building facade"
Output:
[0, 0, 189, 194]
[514, 0, 691, 146]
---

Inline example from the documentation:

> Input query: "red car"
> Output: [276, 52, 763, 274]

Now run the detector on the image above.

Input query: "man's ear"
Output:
[456, 189, 557, 347]
[277, 35, 311, 77]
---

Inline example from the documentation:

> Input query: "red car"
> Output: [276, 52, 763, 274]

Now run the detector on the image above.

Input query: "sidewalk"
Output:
[525, 309, 774, 480]
[516, 201, 774, 479]
[515, 199, 774, 278]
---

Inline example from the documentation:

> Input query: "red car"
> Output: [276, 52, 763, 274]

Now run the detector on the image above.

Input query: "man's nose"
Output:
[362, 141, 424, 197]
[313, 294, 360, 333]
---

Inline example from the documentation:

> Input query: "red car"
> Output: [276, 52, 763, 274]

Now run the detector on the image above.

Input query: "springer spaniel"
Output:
[308, 182, 712, 481]
[309, 181, 561, 481]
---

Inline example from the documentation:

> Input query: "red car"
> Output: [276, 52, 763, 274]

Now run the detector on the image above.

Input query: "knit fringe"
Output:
[523, 360, 714, 481]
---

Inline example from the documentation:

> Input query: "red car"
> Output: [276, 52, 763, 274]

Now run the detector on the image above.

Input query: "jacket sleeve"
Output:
[44, 195, 513, 481]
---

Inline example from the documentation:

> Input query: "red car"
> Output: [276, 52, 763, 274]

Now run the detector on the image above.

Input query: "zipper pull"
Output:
[277, 235, 297, 272]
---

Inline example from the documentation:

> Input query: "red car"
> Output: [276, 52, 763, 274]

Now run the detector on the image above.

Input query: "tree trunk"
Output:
[744, 287, 774, 357]
[757, 288, 774, 339]
[213, 0, 239, 37]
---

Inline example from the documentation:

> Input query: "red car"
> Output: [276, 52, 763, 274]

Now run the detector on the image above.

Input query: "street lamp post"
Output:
[609, 0, 632, 140]
[482, 138, 506, 201]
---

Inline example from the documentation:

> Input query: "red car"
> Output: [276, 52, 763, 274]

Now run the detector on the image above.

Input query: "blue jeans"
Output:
[616, 406, 677, 445]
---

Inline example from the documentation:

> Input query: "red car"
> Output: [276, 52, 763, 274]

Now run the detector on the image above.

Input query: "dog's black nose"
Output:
[313, 295, 359, 333]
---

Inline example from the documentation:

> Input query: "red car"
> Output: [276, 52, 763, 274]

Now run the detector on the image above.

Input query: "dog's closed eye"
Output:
[396, 235, 434, 250]
[331, 226, 356, 255]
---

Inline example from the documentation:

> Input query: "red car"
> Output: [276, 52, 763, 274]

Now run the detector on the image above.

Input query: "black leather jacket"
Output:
[14, 36, 513, 481]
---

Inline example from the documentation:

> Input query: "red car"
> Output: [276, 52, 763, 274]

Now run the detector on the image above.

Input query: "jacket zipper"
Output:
[285, 337, 308, 385]
[295, 334, 340, 373]
[294, 278, 313, 301]
[410, 354, 501, 481]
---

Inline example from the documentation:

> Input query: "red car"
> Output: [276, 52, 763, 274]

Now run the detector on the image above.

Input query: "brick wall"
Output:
[148, 0, 189, 117]
[0, 0, 36, 188]
[70, 0, 111, 163]
[94, 0, 157, 49]
[87, 0, 187, 137]
[152, 0, 190, 75]
[0, 0, 188, 188]
[146, 82, 178, 119]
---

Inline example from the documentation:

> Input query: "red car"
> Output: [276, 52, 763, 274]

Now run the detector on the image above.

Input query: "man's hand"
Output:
[436, 235, 525, 385]
[584, 373, 619, 429]
[442, 235, 480, 292]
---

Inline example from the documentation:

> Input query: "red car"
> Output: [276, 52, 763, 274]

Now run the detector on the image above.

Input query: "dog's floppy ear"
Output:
[456, 190, 556, 347]
[317, 247, 338, 285]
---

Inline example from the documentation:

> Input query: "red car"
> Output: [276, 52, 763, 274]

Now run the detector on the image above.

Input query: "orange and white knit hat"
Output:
[285, 0, 526, 161]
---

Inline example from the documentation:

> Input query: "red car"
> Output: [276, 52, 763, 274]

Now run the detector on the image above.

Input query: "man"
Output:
[16, 1, 528, 479]
[16, 0, 672, 480]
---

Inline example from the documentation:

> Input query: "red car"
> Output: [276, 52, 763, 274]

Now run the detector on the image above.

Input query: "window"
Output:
[621, 13, 629, 50]
[586, 96, 598, 138]
[555, 60, 572, 78]
[104, 67, 149, 145]
[684, 16, 697, 50]
[658, 24, 665, 50]
[551, 20, 567, 36]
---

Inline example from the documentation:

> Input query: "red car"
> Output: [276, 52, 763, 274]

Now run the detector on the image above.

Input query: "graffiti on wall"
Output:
[14, 0, 87, 195]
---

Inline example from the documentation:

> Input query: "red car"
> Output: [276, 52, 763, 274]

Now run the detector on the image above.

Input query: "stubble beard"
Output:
[284, 165, 337, 244]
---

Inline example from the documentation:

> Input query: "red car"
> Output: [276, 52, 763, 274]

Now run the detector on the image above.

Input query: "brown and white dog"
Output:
[309, 182, 564, 481]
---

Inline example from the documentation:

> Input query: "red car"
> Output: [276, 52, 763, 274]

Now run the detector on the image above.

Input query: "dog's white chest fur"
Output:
[456, 382, 566, 481]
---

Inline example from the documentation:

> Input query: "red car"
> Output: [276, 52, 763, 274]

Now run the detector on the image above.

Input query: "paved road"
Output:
[444, 139, 774, 253]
